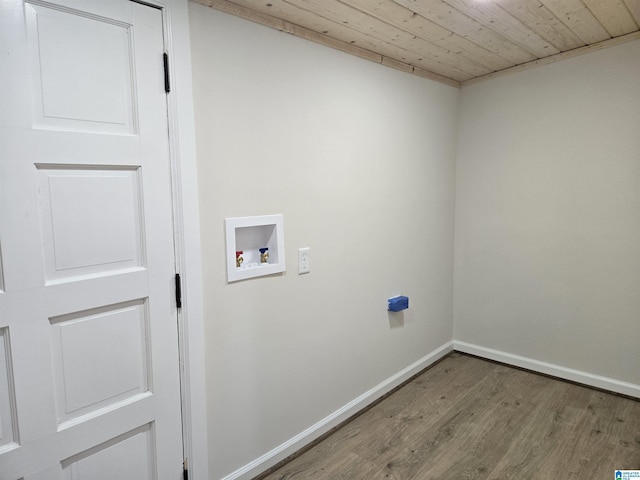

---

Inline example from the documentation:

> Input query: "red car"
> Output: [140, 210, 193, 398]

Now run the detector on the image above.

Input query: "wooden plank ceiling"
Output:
[194, 0, 640, 87]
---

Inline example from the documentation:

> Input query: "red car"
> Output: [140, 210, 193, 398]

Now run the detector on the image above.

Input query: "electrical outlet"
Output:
[298, 247, 310, 274]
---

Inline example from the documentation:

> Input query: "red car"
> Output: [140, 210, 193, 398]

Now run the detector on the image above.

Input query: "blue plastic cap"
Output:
[388, 295, 409, 312]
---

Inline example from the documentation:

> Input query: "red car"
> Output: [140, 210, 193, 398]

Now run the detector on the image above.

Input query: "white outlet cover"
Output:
[298, 247, 310, 274]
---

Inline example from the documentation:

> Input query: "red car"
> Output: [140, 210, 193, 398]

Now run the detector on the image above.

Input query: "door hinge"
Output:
[163, 52, 171, 93]
[175, 273, 182, 309]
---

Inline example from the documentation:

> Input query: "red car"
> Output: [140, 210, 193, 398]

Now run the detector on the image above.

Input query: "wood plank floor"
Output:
[257, 352, 640, 479]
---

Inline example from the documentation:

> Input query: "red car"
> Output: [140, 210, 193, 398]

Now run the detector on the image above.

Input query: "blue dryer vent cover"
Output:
[388, 296, 409, 312]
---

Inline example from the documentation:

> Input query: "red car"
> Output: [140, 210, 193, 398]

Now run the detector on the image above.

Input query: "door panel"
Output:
[37, 166, 144, 281]
[50, 300, 150, 426]
[26, 2, 137, 134]
[0, 328, 17, 451]
[0, 1, 183, 478]
[61, 424, 156, 480]
[0, 243, 4, 293]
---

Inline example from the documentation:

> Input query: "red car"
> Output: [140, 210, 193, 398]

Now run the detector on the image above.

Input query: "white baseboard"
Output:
[221, 341, 454, 480]
[454, 341, 640, 399]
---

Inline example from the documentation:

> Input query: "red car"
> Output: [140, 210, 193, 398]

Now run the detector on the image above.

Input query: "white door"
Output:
[0, 1, 183, 478]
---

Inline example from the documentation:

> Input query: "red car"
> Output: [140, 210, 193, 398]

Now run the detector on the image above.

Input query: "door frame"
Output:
[145, 0, 208, 477]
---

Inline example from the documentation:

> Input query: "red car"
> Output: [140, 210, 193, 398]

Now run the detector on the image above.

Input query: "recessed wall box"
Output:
[388, 295, 409, 312]
[225, 214, 285, 282]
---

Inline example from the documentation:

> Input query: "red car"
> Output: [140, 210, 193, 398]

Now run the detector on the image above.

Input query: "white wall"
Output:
[189, 3, 459, 478]
[455, 40, 640, 393]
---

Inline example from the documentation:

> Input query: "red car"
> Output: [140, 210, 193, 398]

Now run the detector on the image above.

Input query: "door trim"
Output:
[149, 1, 209, 478]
